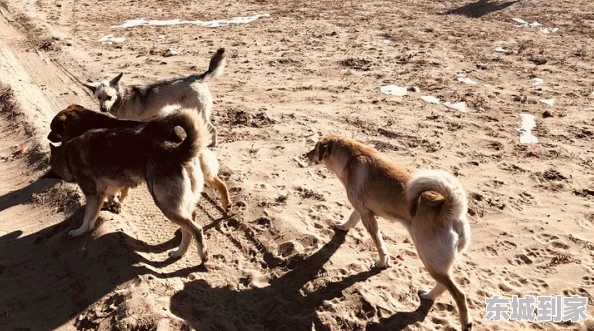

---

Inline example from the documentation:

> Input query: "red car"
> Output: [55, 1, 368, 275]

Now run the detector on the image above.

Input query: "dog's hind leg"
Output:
[414, 230, 472, 330]
[207, 120, 217, 147]
[161, 209, 207, 262]
[149, 173, 207, 262]
[69, 193, 105, 237]
[206, 176, 231, 213]
[169, 228, 192, 258]
[199, 150, 231, 212]
[119, 187, 130, 204]
[360, 211, 391, 268]
[335, 210, 361, 231]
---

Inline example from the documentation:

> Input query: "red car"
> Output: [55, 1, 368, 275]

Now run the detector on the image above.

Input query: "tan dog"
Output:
[306, 135, 472, 331]
[47, 104, 231, 214]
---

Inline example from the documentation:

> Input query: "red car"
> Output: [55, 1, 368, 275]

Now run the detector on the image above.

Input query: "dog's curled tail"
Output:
[406, 169, 470, 253]
[201, 48, 226, 82]
[170, 109, 210, 164]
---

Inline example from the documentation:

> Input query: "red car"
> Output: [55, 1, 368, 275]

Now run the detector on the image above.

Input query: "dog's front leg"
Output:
[69, 193, 105, 237]
[361, 212, 391, 268]
[335, 210, 361, 231]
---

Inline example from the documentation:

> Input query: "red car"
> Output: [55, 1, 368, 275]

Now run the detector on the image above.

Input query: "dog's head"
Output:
[306, 137, 335, 166]
[48, 104, 88, 143]
[42, 143, 73, 182]
[83, 73, 123, 113]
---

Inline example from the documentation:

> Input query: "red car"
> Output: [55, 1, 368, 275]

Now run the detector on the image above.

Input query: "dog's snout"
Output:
[100, 106, 107, 112]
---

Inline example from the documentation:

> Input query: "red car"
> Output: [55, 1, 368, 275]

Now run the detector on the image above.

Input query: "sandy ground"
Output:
[0, 0, 593, 330]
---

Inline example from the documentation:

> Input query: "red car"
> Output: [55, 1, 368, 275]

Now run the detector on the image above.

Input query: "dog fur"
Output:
[47, 109, 211, 262]
[47, 104, 231, 213]
[83, 48, 226, 147]
[306, 135, 472, 330]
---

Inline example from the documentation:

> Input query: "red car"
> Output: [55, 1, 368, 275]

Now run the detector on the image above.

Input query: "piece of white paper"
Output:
[420, 96, 440, 104]
[516, 114, 538, 144]
[111, 14, 270, 28]
[539, 98, 555, 106]
[455, 74, 478, 85]
[443, 101, 473, 113]
[380, 85, 407, 96]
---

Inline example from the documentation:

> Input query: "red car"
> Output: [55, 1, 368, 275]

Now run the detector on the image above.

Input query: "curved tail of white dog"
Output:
[201, 48, 226, 82]
[406, 169, 470, 253]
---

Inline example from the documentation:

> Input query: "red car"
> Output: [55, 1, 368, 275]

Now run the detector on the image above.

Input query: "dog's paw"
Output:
[200, 250, 210, 263]
[68, 228, 86, 237]
[463, 321, 473, 331]
[374, 256, 392, 269]
[168, 248, 184, 259]
[224, 203, 233, 215]
[418, 289, 434, 301]
[108, 201, 122, 214]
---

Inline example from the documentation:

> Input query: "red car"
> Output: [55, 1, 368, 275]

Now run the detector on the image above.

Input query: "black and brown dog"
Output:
[46, 104, 231, 214]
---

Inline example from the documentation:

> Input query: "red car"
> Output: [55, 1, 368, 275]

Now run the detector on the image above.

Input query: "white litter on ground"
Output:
[380, 85, 407, 96]
[540, 27, 559, 34]
[111, 14, 270, 28]
[156, 35, 166, 40]
[511, 18, 558, 34]
[443, 101, 474, 113]
[516, 114, 538, 144]
[98, 34, 125, 44]
[495, 46, 509, 53]
[421, 96, 441, 104]
[455, 74, 478, 85]
[511, 18, 529, 26]
[539, 98, 555, 106]
[532, 78, 543, 86]
[383, 39, 391, 44]
[163, 48, 178, 57]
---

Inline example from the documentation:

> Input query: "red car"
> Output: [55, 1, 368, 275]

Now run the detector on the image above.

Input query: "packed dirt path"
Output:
[1, 0, 594, 330]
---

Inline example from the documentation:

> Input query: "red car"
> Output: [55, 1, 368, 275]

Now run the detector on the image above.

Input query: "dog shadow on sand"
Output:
[0, 177, 213, 331]
[170, 230, 435, 331]
[0, 177, 436, 331]
[440, 0, 520, 18]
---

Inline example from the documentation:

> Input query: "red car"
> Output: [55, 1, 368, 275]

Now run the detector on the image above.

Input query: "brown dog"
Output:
[48, 104, 231, 214]
[306, 135, 472, 330]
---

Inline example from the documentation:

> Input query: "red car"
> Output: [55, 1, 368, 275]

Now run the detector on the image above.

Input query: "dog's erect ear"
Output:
[318, 141, 332, 161]
[83, 82, 99, 92]
[110, 72, 124, 86]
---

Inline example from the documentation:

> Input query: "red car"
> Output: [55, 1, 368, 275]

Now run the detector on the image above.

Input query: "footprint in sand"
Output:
[563, 287, 593, 301]
[582, 276, 594, 286]
[537, 233, 570, 249]
[481, 245, 499, 257]
[509, 247, 554, 267]
[499, 270, 550, 293]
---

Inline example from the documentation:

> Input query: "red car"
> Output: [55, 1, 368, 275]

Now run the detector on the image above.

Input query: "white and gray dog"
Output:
[83, 48, 226, 147]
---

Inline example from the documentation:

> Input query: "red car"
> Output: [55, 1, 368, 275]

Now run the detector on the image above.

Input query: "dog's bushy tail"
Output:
[200, 48, 226, 82]
[406, 169, 470, 252]
[163, 109, 210, 165]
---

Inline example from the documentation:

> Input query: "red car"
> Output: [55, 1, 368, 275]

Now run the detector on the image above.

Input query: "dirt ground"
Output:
[0, 0, 593, 330]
